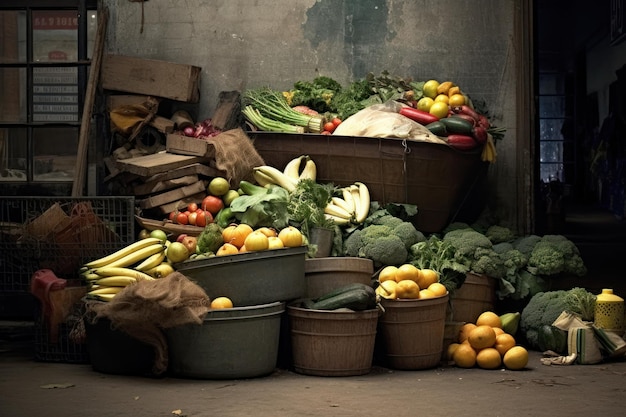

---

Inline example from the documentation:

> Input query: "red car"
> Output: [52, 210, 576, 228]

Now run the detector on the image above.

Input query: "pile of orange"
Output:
[447, 311, 529, 371]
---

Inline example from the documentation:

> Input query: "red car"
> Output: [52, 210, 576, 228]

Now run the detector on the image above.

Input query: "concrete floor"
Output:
[1, 318, 626, 417]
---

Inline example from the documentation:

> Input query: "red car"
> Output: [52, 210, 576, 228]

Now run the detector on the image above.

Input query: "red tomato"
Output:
[332, 117, 342, 127]
[187, 211, 198, 226]
[196, 208, 204, 214]
[323, 122, 336, 133]
[321, 130, 331, 135]
[188, 202, 198, 212]
[201, 195, 225, 215]
[176, 212, 189, 225]
[168, 211, 177, 222]
[197, 210, 213, 227]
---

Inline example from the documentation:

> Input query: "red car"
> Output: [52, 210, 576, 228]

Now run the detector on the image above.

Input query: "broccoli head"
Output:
[527, 235, 587, 277]
[512, 234, 542, 257]
[520, 290, 571, 351]
[485, 225, 516, 244]
[471, 247, 506, 279]
[359, 234, 408, 268]
[343, 229, 364, 257]
[443, 227, 493, 267]
[392, 221, 425, 249]
[369, 214, 404, 229]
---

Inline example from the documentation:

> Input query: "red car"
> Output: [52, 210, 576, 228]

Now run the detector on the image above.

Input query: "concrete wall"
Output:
[102, 0, 521, 229]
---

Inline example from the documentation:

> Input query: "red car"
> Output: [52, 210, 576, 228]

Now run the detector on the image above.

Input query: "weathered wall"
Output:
[102, 0, 520, 229]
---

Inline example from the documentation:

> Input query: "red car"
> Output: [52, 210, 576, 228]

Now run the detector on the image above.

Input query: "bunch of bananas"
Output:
[252, 155, 317, 192]
[480, 133, 497, 163]
[80, 237, 173, 302]
[324, 182, 370, 225]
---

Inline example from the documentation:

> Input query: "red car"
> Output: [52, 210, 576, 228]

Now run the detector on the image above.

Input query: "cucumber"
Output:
[439, 116, 474, 134]
[311, 283, 377, 311]
[425, 121, 448, 137]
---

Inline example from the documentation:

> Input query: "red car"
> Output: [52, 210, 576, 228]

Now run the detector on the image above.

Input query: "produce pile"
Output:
[242, 72, 505, 163]
[447, 311, 529, 371]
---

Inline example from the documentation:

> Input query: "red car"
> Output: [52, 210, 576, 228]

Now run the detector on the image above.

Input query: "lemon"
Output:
[429, 101, 449, 119]
[449, 93, 466, 107]
[503, 346, 529, 370]
[423, 79, 440, 99]
[453, 342, 477, 368]
[211, 296, 234, 309]
[476, 347, 502, 370]
[434, 94, 449, 104]
[468, 325, 497, 350]
[417, 97, 434, 112]
[476, 311, 502, 328]
[378, 265, 398, 283]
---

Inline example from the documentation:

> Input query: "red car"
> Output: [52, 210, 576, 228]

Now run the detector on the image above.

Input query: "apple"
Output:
[188, 211, 198, 226]
[166, 241, 190, 263]
[222, 189, 240, 207]
[181, 236, 198, 254]
[138, 229, 151, 239]
[201, 195, 225, 215]
[176, 233, 188, 243]
[149, 229, 168, 243]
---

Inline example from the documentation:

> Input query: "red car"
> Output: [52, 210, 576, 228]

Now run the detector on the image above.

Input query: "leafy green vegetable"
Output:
[229, 185, 290, 229]
[564, 287, 596, 321]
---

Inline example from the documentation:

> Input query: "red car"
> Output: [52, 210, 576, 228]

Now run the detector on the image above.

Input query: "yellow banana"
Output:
[350, 185, 362, 222]
[94, 276, 137, 287]
[89, 293, 117, 302]
[105, 243, 165, 269]
[324, 213, 351, 226]
[354, 182, 370, 224]
[144, 262, 175, 278]
[81, 271, 101, 281]
[324, 203, 353, 220]
[88, 286, 124, 295]
[253, 165, 297, 192]
[93, 267, 154, 281]
[83, 237, 164, 269]
[342, 187, 356, 214]
[283, 155, 305, 180]
[298, 156, 317, 181]
[252, 169, 275, 187]
[135, 249, 166, 272]
[331, 197, 354, 215]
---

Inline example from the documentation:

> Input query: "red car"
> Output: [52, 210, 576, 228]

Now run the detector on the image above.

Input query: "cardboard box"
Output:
[166, 134, 215, 158]
[101, 54, 201, 103]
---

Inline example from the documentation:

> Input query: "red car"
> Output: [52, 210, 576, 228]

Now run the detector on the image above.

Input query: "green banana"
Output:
[500, 312, 521, 336]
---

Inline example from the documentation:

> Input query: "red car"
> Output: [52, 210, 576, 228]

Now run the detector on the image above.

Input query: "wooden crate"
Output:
[101, 54, 201, 103]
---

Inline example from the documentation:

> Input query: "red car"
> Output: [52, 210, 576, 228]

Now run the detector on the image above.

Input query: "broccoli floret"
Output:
[492, 242, 514, 254]
[512, 234, 542, 257]
[443, 227, 493, 268]
[360, 224, 393, 245]
[520, 290, 571, 350]
[359, 234, 408, 268]
[485, 225, 516, 244]
[392, 221, 425, 249]
[369, 214, 404, 228]
[527, 235, 587, 277]
[343, 229, 364, 257]
[442, 222, 471, 234]
[471, 247, 506, 279]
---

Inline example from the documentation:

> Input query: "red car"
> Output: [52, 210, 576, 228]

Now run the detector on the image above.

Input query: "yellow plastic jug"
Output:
[594, 289, 624, 334]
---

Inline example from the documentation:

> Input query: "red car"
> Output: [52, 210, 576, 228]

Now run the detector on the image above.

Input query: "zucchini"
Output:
[311, 283, 377, 311]
[425, 121, 448, 137]
[439, 116, 474, 134]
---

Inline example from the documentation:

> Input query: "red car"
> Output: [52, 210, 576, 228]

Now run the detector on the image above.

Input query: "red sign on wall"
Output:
[33, 11, 78, 30]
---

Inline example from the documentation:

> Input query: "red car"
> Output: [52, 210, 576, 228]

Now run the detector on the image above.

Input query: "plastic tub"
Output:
[175, 246, 307, 306]
[165, 301, 285, 379]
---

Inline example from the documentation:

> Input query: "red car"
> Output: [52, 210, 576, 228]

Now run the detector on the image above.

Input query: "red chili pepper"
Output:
[451, 105, 481, 122]
[399, 107, 440, 125]
[446, 134, 479, 150]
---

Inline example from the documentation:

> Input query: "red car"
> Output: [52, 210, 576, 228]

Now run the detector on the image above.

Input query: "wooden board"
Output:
[114, 152, 209, 177]
[133, 174, 199, 196]
[135, 215, 204, 237]
[142, 163, 222, 183]
[137, 181, 207, 210]
[155, 192, 206, 214]
[101, 54, 201, 103]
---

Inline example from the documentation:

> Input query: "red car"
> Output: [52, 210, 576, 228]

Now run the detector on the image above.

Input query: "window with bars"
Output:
[0, 1, 97, 189]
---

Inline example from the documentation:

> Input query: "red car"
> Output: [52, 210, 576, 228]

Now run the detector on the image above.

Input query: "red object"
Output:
[201, 195, 224, 215]
[446, 134, 479, 150]
[399, 107, 439, 125]
[472, 126, 488, 144]
[30, 269, 68, 343]
[176, 212, 189, 225]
